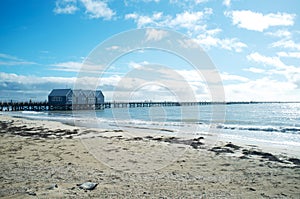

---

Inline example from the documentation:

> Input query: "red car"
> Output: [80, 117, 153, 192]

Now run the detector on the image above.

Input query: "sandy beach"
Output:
[0, 114, 300, 198]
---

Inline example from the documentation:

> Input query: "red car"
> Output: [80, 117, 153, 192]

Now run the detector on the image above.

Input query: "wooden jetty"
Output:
[0, 101, 298, 112]
[0, 101, 204, 111]
[0, 101, 49, 111]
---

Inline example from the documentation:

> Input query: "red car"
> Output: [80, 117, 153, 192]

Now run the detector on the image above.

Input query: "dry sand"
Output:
[0, 114, 300, 198]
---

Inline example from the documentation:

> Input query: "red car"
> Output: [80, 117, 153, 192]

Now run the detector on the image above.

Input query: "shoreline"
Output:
[1, 114, 300, 198]
[2, 111, 300, 158]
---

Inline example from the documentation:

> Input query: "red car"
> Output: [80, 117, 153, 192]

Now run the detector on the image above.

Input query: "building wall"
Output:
[48, 89, 104, 106]
[48, 96, 67, 105]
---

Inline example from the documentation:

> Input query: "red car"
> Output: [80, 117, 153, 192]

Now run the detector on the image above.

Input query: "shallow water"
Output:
[3, 103, 300, 149]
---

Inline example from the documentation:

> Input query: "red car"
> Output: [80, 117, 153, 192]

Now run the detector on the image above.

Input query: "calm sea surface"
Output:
[3, 103, 300, 147]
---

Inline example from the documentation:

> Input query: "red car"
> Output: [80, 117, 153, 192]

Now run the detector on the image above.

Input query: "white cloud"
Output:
[175, 69, 205, 83]
[0, 72, 76, 89]
[125, 10, 247, 52]
[125, 13, 138, 20]
[169, 0, 209, 8]
[125, 10, 211, 30]
[0, 53, 20, 60]
[246, 52, 300, 90]
[51, 61, 104, 73]
[2, 68, 300, 102]
[175, 69, 300, 101]
[143, 0, 160, 2]
[225, 10, 295, 32]
[194, 0, 209, 3]
[0, 53, 36, 66]
[196, 34, 218, 48]
[218, 38, 247, 52]
[125, 13, 154, 27]
[0, 72, 124, 101]
[128, 61, 149, 69]
[80, 0, 115, 20]
[223, 0, 231, 7]
[266, 29, 292, 38]
[221, 72, 249, 82]
[145, 29, 168, 41]
[169, 10, 211, 29]
[54, 0, 115, 20]
[106, 45, 119, 51]
[277, 51, 300, 58]
[247, 52, 286, 69]
[54, 0, 78, 14]
[125, 0, 160, 4]
[244, 67, 266, 74]
[143, 0, 160, 3]
[178, 38, 201, 49]
[51, 61, 83, 72]
[271, 39, 300, 50]
[224, 77, 300, 101]
[196, 31, 247, 52]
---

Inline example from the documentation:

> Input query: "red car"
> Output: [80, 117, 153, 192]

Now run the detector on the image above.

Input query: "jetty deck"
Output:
[0, 101, 207, 111]
[0, 101, 298, 111]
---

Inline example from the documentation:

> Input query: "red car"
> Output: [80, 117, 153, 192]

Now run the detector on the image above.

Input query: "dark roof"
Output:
[95, 90, 104, 97]
[49, 89, 104, 98]
[48, 89, 72, 97]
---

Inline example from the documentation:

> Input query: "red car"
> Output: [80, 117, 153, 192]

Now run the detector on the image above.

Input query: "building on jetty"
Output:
[48, 89, 104, 110]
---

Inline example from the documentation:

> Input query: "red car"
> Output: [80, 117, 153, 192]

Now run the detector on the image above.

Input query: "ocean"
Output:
[2, 103, 300, 151]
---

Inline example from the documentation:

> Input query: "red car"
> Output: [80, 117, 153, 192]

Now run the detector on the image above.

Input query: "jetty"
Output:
[0, 101, 298, 111]
[0, 101, 205, 111]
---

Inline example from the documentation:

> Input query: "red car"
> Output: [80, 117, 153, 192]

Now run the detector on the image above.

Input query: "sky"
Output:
[0, 0, 300, 102]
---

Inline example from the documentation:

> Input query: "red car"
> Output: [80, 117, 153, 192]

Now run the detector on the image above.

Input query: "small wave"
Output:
[216, 124, 300, 133]
[21, 111, 47, 115]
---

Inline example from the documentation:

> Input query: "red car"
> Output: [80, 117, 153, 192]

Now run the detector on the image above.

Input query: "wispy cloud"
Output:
[0, 53, 20, 60]
[128, 61, 149, 69]
[168, 0, 209, 9]
[225, 10, 295, 32]
[126, 9, 212, 30]
[217, 38, 247, 52]
[0, 53, 36, 66]
[125, 10, 247, 52]
[277, 51, 300, 58]
[54, 0, 115, 20]
[0, 72, 122, 101]
[244, 67, 266, 74]
[51, 61, 83, 72]
[223, 0, 231, 7]
[271, 39, 300, 50]
[246, 52, 300, 89]
[265, 29, 292, 38]
[145, 29, 168, 41]
[124, 0, 160, 5]
[224, 77, 299, 101]
[221, 72, 249, 82]
[51, 60, 105, 73]
[247, 52, 286, 69]
[54, 0, 78, 14]
[80, 0, 115, 20]
[195, 33, 247, 52]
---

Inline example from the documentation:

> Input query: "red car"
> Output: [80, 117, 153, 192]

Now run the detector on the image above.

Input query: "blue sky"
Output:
[0, 0, 300, 101]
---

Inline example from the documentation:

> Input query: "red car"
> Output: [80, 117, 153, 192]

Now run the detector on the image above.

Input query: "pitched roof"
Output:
[48, 89, 72, 97]
[49, 89, 104, 98]
[95, 90, 104, 97]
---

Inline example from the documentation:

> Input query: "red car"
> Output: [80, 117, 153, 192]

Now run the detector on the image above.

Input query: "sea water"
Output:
[3, 103, 300, 151]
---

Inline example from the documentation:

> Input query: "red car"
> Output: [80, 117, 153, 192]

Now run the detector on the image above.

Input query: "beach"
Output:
[0, 114, 300, 198]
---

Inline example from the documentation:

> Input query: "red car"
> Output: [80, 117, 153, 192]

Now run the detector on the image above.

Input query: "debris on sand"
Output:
[209, 147, 234, 155]
[46, 184, 58, 190]
[77, 182, 98, 190]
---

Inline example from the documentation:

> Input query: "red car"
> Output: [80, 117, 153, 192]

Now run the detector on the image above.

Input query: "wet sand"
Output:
[0, 115, 300, 198]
